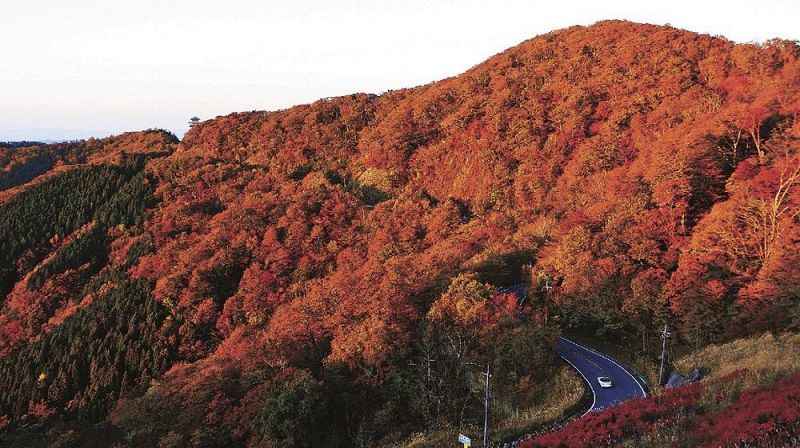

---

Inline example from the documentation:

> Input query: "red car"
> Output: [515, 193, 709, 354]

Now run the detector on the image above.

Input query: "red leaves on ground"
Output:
[524, 370, 800, 448]
[692, 373, 800, 447]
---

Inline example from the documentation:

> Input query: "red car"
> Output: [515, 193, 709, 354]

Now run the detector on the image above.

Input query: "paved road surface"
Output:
[556, 337, 648, 414]
[496, 284, 648, 415]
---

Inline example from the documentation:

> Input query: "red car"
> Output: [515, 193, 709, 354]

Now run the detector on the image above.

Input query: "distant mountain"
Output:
[0, 141, 47, 149]
[0, 20, 798, 447]
[0, 128, 109, 143]
[0, 130, 177, 196]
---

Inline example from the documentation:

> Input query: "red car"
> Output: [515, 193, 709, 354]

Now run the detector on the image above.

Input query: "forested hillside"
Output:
[0, 21, 798, 447]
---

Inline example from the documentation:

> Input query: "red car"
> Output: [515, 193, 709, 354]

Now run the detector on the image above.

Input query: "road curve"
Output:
[556, 337, 648, 415]
[495, 284, 648, 415]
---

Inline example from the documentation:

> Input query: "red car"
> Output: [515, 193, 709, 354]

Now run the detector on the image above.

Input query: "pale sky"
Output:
[1, 0, 798, 141]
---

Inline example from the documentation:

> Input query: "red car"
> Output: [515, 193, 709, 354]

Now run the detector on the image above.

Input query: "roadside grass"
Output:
[561, 331, 800, 395]
[526, 332, 800, 448]
[675, 332, 800, 385]
[398, 424, 465, 448]
[616, 410, 695, 448]
[676, 332, 800, 415]
[395, 364, 586, 447]
[620, 332, 800, 448]
[490, 364, 586, 443]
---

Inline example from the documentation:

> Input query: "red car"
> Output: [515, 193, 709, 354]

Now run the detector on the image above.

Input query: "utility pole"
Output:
[465, 361, 491, 447]
[482, 363, 490, 448]
[543, 278, 552, 325]
[658, 324, 671, 385]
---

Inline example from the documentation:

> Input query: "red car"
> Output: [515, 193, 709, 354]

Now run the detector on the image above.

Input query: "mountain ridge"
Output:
[0, 20, 798, 447]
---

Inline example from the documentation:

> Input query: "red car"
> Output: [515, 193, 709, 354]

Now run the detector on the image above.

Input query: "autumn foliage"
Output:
[522, 370, 800, 447]
[0, 20, 799, 447]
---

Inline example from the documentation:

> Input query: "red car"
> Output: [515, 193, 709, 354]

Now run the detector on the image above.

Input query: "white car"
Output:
[597, 376, 613, 388]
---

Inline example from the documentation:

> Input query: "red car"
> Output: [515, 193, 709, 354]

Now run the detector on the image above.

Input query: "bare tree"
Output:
[702, 151, 800, 274]
[738, 155, 800, 263]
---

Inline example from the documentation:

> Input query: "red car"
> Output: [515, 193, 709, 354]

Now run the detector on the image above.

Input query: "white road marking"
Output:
[560, 337, 648, 397]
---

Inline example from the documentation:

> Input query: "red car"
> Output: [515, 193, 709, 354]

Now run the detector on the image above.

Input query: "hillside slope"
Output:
[0, 21, 799, 447]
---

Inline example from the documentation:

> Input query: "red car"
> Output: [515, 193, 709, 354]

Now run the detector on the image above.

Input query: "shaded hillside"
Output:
[0, 130, 176, 349]
[0, 130, 177, 196]
[0, 21, 799, 447]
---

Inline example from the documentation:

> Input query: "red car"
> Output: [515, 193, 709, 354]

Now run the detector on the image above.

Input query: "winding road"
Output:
[498, 283, 648, 416]
[556, 337, 648, 414]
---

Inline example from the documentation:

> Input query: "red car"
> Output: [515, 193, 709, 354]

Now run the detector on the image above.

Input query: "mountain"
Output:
[0, 131, 177, 200]
[0, 20, 798, 447]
